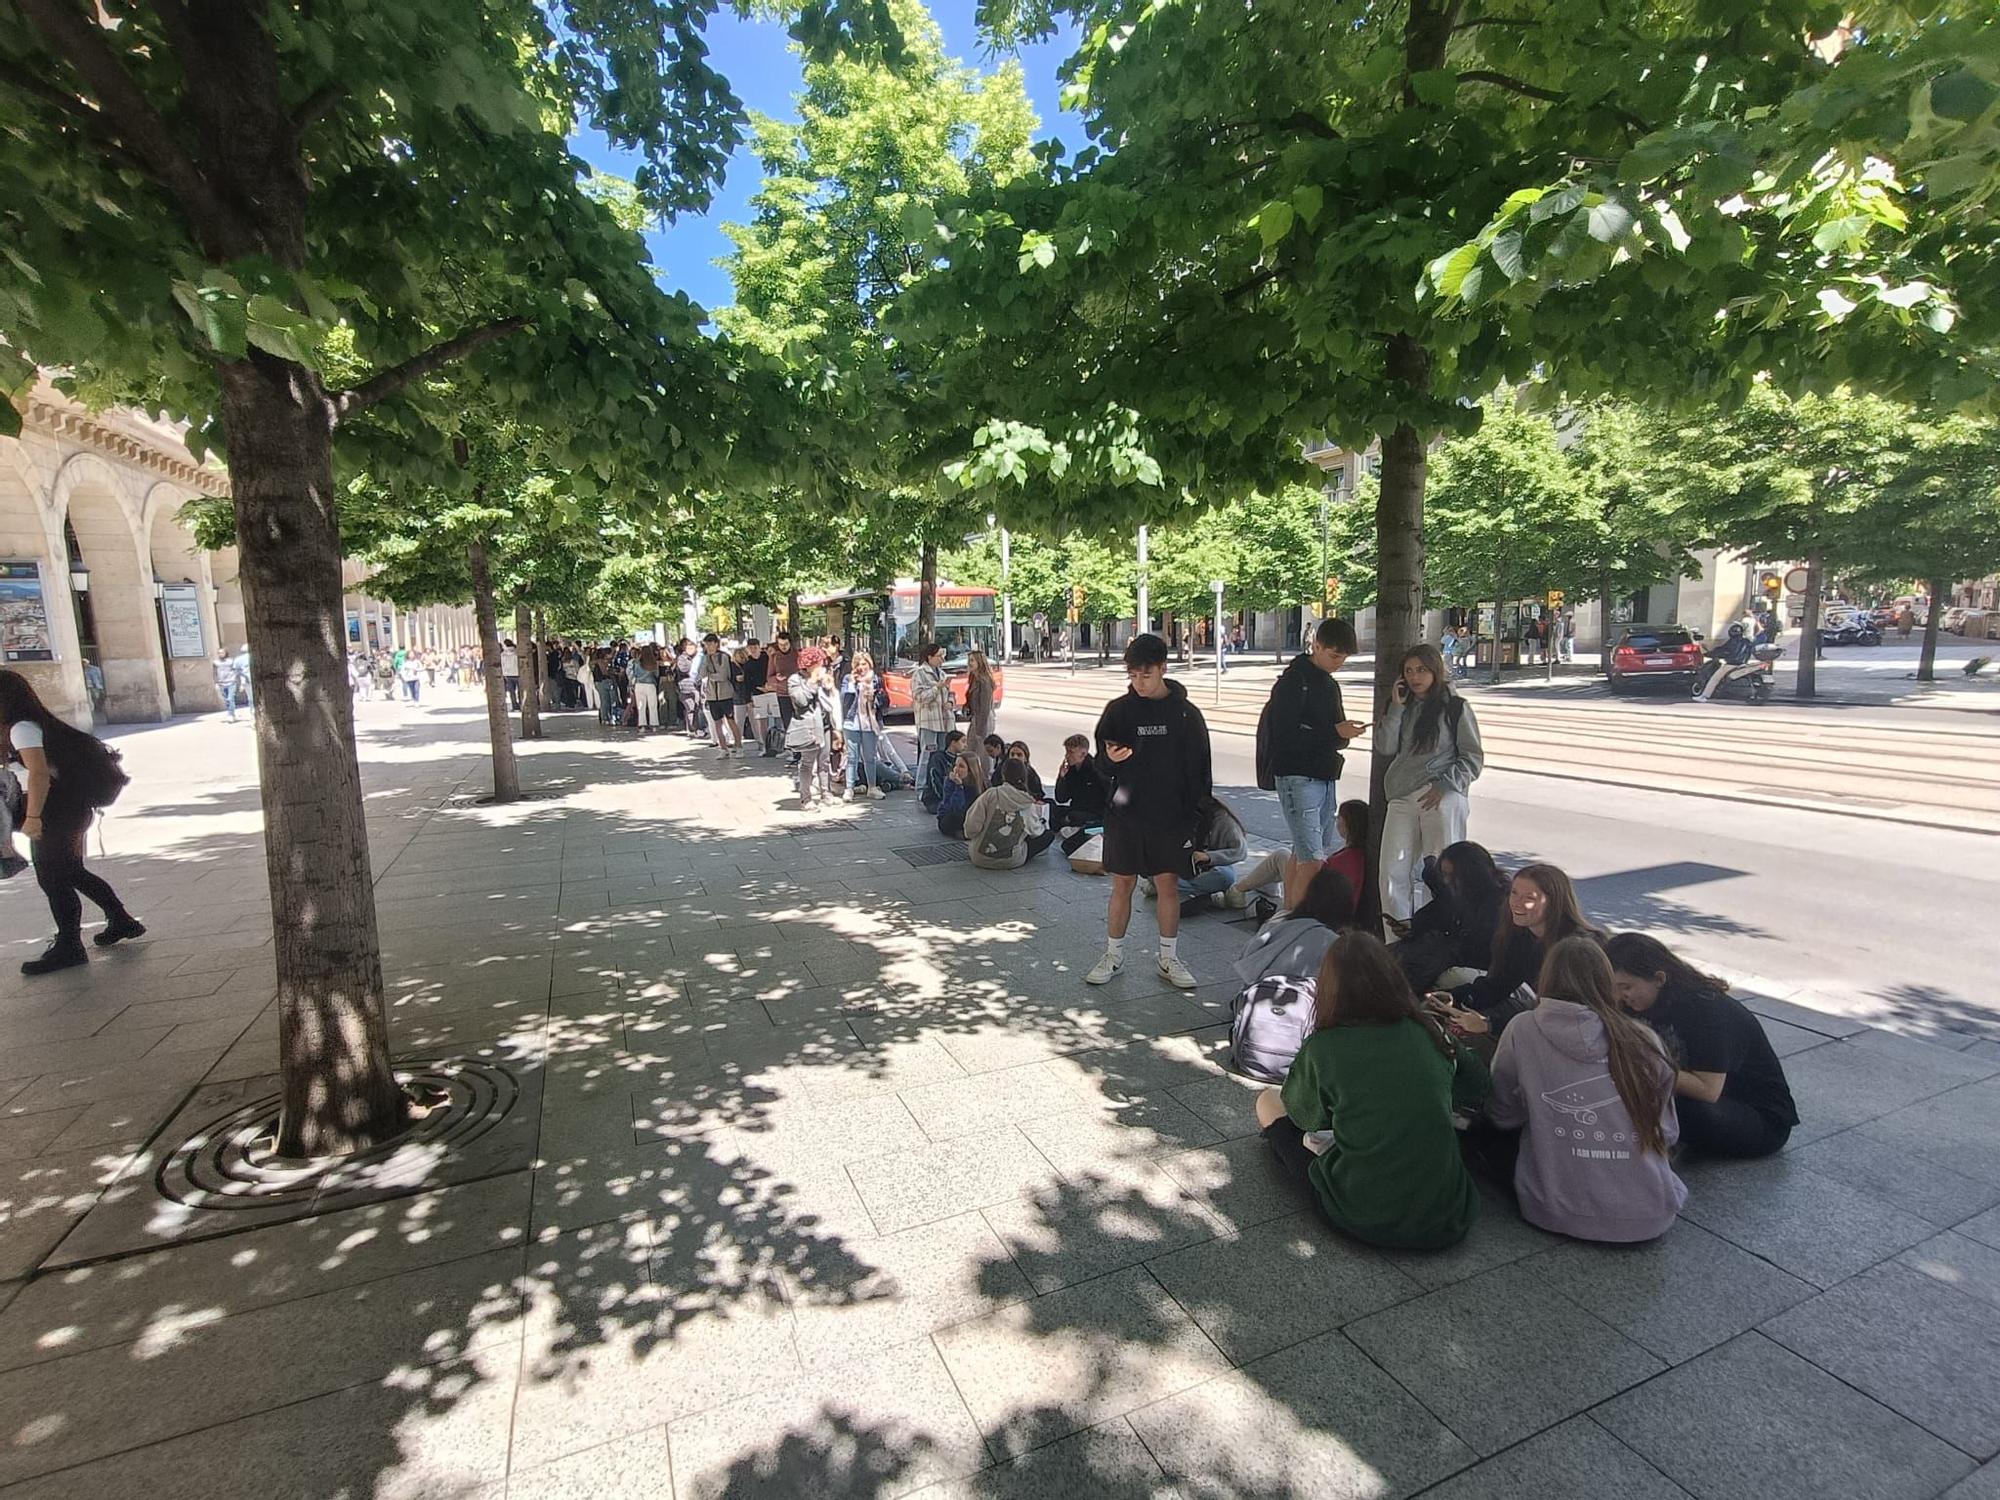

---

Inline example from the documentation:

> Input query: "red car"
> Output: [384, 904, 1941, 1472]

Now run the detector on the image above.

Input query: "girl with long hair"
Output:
[963, 649, 997, 745]
[1606, 931, 1797, 1158]
[934, 750, 986, 839]
[1253, 930, 1489, 1250]
[1378, 643, 1484, 926]
[1443, 863, 1602, 1040]
[1392, 839, 1509, 993]
[838, 650, 890, 801]
[0, 671, 143, 973]
[1482, 937, 1685, 1242]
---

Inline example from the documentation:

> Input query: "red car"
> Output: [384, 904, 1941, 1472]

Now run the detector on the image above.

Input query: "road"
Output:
[980, 662, 2000, 1044]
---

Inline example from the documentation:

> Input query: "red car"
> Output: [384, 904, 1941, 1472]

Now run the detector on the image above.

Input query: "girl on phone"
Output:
[1378, 645, 1484, 927]
[1441, 863, 1602, 1042]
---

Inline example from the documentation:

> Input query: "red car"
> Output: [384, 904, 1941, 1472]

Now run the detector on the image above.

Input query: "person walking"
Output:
[213, 649, 242, 723]
[964, 649, 997, 745]
[1378, 643, 1483, 926]
[910, 640, 957, 799]
[1261, 617, 1364, 912]
[630, 643, 663, 733]
[0, 671, 144, 974]
[1086, 633, 1212, 991]
[1896, 604, 1916, 641]
[398, 650, 423, 703]
[839, 651, 889, 800]
[500, 639, 521, 711]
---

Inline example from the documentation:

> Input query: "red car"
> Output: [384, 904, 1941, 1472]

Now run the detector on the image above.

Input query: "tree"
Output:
[0, 1, 883, 1154]
[1059, 534, 1137, 662]
[909, 0, 1993, 820]
[718, 0, 1037, 639]
[1222, 484, 1326, 657]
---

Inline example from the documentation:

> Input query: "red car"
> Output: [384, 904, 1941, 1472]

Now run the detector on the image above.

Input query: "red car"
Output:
[1607, 625, 1705, 692]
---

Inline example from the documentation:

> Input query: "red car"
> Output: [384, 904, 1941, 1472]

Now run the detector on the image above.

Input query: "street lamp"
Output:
[68, 562, 90, 594]
[1212, 579, 1226, 704]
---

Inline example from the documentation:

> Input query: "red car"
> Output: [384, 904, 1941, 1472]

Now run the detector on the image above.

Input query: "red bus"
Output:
[802, 584, 1005, 717]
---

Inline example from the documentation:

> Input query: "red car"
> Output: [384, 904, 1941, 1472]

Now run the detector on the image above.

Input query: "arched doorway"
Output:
[146, 492, 220, 712]
[54, 457, 169, 723]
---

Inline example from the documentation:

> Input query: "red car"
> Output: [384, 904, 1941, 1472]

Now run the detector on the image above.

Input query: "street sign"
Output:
[1784, 566, 1810, 593]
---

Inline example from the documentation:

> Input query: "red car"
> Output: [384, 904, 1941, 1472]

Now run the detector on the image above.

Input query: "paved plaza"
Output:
[0, 697, 1995, 1498]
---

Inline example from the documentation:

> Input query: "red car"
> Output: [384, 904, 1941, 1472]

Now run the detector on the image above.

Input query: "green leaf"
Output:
[0, 401, 18, 439]
[1489, 230, 1525, 281]
[1810, 215, 1871, 253]
[1930, 68, 1998, 123]
[1291, 184, 1325, 227]
[1584, 199, 1637, 243]
[1256, 200, 1296, 249]
[1427, 241, 1482, 299]
[1411, 70, 1457, 107]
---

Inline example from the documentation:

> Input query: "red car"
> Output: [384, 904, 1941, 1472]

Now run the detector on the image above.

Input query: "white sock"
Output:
[1159, 935, 1179, 961]
[1105, 935, 1126, 962]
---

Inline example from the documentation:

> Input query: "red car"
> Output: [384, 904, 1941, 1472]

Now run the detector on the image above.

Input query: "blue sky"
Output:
[569, 1, 1081, 315]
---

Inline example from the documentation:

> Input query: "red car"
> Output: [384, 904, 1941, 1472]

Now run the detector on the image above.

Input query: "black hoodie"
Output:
[1093, 679, 1212, 836]
[1265, 652, 1349, 783]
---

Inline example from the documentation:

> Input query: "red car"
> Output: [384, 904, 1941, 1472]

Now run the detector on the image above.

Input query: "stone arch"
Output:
[53, 451, 170, 722]
[0, 444, 86, 719]
[144, 483, 222, 711]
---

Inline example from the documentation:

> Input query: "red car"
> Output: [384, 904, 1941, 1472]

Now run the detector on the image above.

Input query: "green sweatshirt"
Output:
[1280, 1018, 1490, 1250]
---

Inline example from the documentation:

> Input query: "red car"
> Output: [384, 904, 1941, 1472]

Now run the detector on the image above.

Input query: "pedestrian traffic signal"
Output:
[1546, 589, 1564, 610]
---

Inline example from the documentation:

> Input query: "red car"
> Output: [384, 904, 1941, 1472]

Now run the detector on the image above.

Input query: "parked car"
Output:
[1942, 606, 1970, 634]
[1607, 625, 1705, 692]
[1820, 617, 1883, 647]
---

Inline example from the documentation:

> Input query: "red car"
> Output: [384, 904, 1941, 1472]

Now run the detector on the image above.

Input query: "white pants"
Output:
[1379, 788, 1471, 923]
[633, 682, 659, 728]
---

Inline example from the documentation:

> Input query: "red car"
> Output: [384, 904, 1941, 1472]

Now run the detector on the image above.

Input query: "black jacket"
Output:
[1054, 759, 1109, 826]
[1094, 679, 1212, 834]
[1265, 653, 1348, 783]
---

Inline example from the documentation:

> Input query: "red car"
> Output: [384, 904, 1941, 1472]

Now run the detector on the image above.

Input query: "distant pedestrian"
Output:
[501, 639, 521, 710]
[398, 651, 423, 702]
[911, 641, 956, 794]
[784, 646, 832, 808]
[964, 649, 997, 744]
[0, 670, 143, 974]
[1897, 605, 1916, 641]
[839, 651, 889, 800]
[1378, 645, 1483, 926]
[697, 634, 739, 756]
[213, 649, 241, 722]
[630, 644, 663, 732]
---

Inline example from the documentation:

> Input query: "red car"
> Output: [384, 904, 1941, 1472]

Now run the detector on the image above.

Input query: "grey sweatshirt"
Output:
[1381, 693, 1484, 802]
[1486, 998, 1685, 1243]
[1234, 913, 1340, 990]
[965, 784, 1039, 868]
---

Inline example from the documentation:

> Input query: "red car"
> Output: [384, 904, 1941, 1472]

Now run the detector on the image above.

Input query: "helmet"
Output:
[1728, 624, 1746, 639]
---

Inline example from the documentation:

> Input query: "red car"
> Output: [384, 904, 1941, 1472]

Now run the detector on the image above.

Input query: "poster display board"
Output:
[0, 562, 55, 662]
[161, 583, 205, 658]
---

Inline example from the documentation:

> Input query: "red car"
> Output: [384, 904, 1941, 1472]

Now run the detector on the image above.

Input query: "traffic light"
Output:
[1068, 584, 1084, 624]
[1760, 571, 1784, 598]
[1546, 589, 1564, 610]
[1324, 576, 1341, 606]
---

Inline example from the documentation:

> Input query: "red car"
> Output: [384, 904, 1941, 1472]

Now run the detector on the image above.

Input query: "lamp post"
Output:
[69, 562, 90, 594]
[1000, 525, 1012, 666]
[1136, 525, 1149, 640]
[1212, 579, 1225, 704]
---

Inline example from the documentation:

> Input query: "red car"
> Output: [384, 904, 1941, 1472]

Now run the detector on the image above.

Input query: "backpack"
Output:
[62, 734, 130, 809]
[1229, 974, 1317, 1083]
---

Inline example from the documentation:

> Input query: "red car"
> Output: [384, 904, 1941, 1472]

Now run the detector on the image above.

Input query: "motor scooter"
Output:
[1696, 644, 1781, 704]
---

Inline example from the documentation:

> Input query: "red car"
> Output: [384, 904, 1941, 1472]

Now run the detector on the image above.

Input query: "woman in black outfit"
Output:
[1607, 932, 1798, 1158]
[1441, 862, 1601, 1041]
[0, 672, 144, 974]
[1390, 839, 1508, 992]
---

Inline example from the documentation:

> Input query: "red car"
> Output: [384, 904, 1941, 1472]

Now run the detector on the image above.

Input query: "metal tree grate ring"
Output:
[156, 1059, 519, 1211]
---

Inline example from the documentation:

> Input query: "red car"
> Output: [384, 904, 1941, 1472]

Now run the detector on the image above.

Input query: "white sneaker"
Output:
[1085, 951, 1124, 985]
[867, 787, 885, 800]
[1157, 954, 1198, 990]
[841, 786, 854, 801]
[1223, 888, 1248, 910]
[1137, 876, 1155, 899]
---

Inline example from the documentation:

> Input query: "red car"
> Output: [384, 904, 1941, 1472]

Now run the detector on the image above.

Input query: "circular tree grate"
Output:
[156, 1059, 520, 1211]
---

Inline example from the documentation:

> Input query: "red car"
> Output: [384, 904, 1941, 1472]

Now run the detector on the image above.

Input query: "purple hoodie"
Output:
[1486, 998, 1686, 1243]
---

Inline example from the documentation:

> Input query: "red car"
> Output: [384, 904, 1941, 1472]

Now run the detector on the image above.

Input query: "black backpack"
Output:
[63, 734, 130, 809]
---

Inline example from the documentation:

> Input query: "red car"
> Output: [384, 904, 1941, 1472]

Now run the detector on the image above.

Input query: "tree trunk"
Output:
[1918, 575, 1946, 683]
[516, 602, 541, 739]
[1599, 560, 1616, 674]
[1372, 357, 1430, 837]
[536, 608, 557, 710]
[786, 592, 801, 641]
[1796, 547, 1824, 700]
[466, 536, 520, 802]
[917, 540, 938, 648]
[217, 355, 407, 1158]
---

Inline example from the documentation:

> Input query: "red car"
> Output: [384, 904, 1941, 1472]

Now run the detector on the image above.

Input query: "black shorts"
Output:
[1102, 816, 1194, 878]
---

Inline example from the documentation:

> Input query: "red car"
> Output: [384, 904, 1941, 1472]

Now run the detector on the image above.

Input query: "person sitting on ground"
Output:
[965, 759, 1057, 869]
[1151, 793, 1249, 919]
[1004, 740, 1046, 800]
[1052, 733, 1109, 853]
[1390, 839, 1510, 994]
[935, 751, 986, 839]
[1253, 931, 1490, 1250]
[982, 733, 1007, 789]
[1606, 932, 1798, 1158]
[1441, 862, 1602, 1042]
[1478, 937, 1685, 1242]
[1234, 866, 1356, 991]
[923, 728, 967, 812]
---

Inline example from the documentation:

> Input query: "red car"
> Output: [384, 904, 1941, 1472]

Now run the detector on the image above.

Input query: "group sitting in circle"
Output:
[1239, 848, 1798, 1249]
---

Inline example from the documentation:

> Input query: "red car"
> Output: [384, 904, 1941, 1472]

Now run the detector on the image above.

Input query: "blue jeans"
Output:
[1184, 863, 1237, 898]
[845, 728, 880, 789]
[1275, 775, 1337, 862]
[222, 681, 239, 720]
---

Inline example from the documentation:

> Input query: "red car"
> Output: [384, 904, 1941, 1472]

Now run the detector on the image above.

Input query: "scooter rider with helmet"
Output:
[1697, 624, 1757, 701]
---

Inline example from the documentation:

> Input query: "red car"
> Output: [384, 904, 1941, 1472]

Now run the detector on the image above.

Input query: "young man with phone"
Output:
[1087, 633, 1212, 989]
[1263, 616, 1368, 911]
